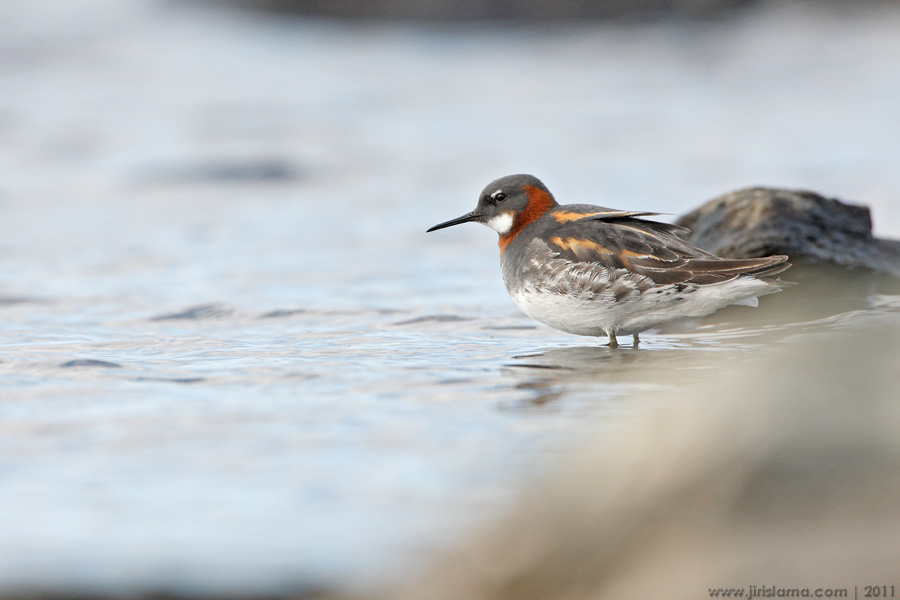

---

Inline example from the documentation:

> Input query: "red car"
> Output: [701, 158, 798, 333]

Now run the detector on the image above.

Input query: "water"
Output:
[1, 0, 900, 596]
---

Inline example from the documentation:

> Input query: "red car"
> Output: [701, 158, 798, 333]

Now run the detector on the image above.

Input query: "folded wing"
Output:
[546, 215, 790, 286]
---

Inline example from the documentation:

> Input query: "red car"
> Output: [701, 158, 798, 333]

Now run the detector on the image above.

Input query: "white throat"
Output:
[484, 212, 514, 235]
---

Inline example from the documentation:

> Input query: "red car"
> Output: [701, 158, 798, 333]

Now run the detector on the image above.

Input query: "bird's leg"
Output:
[608, 331, 618, 349]
[633, 333, 640, 348]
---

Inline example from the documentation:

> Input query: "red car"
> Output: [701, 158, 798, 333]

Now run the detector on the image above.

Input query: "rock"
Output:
[217, 0, 754, 21]
[676, 187, 900, 276]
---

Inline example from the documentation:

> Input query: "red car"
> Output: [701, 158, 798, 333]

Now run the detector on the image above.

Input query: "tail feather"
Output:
[749, 261, 793, 278]
[684, 255, 791, 285]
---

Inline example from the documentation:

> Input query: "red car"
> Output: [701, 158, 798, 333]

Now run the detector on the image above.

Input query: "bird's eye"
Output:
[493, 192, 507, 202]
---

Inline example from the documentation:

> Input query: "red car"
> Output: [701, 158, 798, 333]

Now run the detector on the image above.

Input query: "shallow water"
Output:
[1, 1, 900, 596]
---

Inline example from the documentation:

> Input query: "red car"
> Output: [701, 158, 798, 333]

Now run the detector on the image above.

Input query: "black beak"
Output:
[426, 211, 481, 232]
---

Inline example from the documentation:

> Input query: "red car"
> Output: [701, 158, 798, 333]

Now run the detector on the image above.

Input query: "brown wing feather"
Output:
[547, 216, 790, 286]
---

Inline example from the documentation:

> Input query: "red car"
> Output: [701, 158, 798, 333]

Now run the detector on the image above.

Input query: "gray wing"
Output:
[513, 238, 656, 301]
[546, 216, 790, 285]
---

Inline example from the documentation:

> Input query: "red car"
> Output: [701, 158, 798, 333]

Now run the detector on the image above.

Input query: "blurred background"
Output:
[1, 0, 899, 598]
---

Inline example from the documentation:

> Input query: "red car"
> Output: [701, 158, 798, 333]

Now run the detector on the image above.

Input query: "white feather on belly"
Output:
[509, 273, 772, 337]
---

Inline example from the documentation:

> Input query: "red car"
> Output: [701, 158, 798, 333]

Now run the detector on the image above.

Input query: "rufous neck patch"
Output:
[498, 185, 557, 254]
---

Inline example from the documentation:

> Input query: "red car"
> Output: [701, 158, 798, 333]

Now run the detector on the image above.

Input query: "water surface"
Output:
[1, 1, 900, 596]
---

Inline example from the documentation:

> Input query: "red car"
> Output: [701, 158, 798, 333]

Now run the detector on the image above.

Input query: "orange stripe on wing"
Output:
[616, 223, 664, 242]
[551, 236, 611, 254]
[552, 210, 624, 223]
[550, 237, 648, 267]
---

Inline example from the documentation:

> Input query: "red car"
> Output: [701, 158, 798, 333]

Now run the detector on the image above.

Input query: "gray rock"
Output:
[676, 187, 900, 276]
[217, 0, 754, 21]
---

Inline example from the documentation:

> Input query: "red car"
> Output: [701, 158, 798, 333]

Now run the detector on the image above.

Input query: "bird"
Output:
[426, 174, 791, 348]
